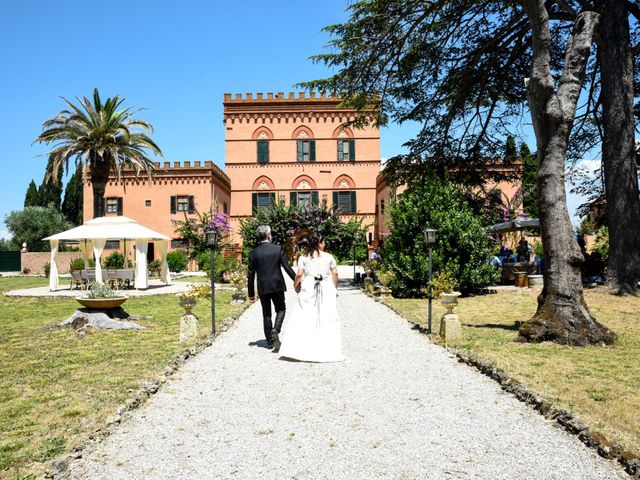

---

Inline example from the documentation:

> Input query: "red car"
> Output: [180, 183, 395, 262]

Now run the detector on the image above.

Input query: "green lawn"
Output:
[385, 288, 640, 457]
[0, 276, 246, 479]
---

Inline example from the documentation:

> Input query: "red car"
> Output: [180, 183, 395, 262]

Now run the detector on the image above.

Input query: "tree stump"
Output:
[59, 307, 146, 330]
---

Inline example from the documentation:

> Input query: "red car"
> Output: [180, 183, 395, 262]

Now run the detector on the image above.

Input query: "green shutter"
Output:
[269, 192, 276, 206]
[170, 196, 176, 214]
[117, 197, 123, 216]
[332, 191, 339, 213]
[350, 191, 357, 213]
[290, 191, 297, 206]
[252, 193, 258, 214]
[310, 141, 316, 161]
[188, 196, 195, 213]
[311, 191, 319, 207]
[297, 140, 303, 161]
[257, 140, 269, 163]
[349, 139, 355, 161]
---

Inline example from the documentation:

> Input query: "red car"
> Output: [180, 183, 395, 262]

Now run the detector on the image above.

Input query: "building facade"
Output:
[223, 92, 380, 244]
[84, 92, 523, 260]
[83, 160, 231, 258]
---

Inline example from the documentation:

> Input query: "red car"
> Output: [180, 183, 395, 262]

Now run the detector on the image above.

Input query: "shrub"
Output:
[592, 226, 609, 259]
[239, 202, 369, 263]
[69, 258, 85, 272]
[148, 259, 161, 272]
[103, 251, 125, 269]
[383, 176, 499, 297]
[44, 262, 51, 277]
[86, 282, 118, 299]
[431, 270, 457, 297]
[166, 250, 189, 272]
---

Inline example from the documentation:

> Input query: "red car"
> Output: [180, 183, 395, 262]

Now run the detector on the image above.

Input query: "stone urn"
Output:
[440, 291, 462, 314]
[179, 296, 197, 315]
[232, 285, 247, 304]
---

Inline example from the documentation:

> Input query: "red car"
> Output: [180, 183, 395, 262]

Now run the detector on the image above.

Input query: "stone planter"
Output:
[440, 292, 461, 314]
[231, 287, 247, 304]
[527, 274, 543, 288]
[179, 297, 197, 315]
[75, 297, 128, 309]
[377, 273, 393, 288]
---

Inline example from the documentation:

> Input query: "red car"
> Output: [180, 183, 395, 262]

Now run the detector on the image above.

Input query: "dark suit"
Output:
[247, 241, 296, 343]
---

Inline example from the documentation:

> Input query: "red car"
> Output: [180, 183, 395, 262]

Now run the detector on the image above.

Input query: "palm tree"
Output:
[34, 88, 162, 218]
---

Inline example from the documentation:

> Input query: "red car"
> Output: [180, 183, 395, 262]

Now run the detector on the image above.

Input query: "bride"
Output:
[278, 235, 344, 362]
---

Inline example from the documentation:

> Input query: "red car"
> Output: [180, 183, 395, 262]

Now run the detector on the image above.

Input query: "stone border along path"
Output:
[65, 280, 626, 479]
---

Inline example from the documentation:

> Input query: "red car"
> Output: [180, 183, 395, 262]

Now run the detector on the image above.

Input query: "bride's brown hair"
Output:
[299, 235, 320, 256]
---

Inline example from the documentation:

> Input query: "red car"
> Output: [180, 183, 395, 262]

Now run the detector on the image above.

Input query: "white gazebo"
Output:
[44, 216, 172, 291]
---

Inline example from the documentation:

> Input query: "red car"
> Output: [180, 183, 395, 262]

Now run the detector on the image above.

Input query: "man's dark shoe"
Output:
[266, 341, 274, 349]
[271, 328, 281, 351]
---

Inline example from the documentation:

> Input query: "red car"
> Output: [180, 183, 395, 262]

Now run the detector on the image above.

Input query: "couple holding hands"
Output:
[247, 225, 344, 363]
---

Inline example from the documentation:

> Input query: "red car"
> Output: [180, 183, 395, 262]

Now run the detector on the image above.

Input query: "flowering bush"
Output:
[173, 210, 231, 258]
[223, 264, 247, 288]
[176, 283, 211, 301]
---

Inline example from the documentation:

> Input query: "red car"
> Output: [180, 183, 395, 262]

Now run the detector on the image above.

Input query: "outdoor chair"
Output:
[116, 269, 134, 289]
[70, 270, 83, 290]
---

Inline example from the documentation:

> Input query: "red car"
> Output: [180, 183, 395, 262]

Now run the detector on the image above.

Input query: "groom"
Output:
[247, 225, 296, 349]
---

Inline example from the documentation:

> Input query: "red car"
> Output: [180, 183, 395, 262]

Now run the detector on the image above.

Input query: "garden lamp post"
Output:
[205, 229, 219, 336]
[352, 239, 357, 284]
[423, 228, 437, 334]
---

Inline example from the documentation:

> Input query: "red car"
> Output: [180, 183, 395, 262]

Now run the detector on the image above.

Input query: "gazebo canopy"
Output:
[43, 216, 171, 291]
[44, 216, 171, 241]
[487, 217, 540, 234]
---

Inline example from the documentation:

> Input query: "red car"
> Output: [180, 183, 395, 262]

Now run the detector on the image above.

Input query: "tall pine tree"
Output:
[24, 180, 39, 207]
[61, 165, 84, 225]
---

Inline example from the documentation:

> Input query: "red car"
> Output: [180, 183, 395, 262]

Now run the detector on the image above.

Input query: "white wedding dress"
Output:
[278, 251, 344, 362]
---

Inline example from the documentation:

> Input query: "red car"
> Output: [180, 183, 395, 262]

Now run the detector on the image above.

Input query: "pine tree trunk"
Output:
[517, 3, 615, 345]
[92, 182, 105, 218]
[598, 0, 640, 293]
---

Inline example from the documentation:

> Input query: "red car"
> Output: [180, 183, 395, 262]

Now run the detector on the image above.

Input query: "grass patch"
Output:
[0, 276, 246, 479]
[385, 288, 640, 455]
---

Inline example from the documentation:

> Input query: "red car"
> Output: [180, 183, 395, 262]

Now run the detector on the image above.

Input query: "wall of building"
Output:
[223, 92, 381, 243]
[83, 161, 231, 255]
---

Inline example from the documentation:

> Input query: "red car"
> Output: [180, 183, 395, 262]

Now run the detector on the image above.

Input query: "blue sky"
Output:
[0, 0, 587, 236]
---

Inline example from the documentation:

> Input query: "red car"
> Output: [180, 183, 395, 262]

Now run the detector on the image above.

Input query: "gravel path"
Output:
[67, 283, 625, 479]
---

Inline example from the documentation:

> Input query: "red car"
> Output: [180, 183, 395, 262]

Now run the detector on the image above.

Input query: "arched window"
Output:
[253, 128, 273, 164]
[293, 126, 316, 162]
[334, 128, 355, 161]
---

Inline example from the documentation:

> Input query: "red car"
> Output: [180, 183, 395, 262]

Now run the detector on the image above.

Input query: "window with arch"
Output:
[296, 130, 316, 162]
[337, 139, 355, 161]
[256, 131, 270, 163]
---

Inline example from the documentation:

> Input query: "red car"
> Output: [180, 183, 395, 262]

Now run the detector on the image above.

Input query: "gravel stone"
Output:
[66, 285, 626, 479]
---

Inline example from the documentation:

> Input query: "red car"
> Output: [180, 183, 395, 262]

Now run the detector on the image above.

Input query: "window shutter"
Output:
[252, 193, 258, 214]
[310, 140, 316, 161]
[170, 196, 176, 214]
[257, 140, 269, 163]
[269, 192, 276, 206]
[311, 191, 319, 207]
[188, 196, 195, 213]
[349, 139, 355, 161]
[332, 191, 339, 213]
[117, 197, 123, 216]
[297, 140, 303, 161]
[290, 191, 297, 207]
[350, 191, 357, 213]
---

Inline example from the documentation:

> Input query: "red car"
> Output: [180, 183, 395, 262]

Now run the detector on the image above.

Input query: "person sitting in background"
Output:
[490, 254, 502, 267]
[516, 238, 530, 262]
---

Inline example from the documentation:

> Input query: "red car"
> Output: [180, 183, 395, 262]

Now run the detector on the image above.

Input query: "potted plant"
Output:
[432, 271, 461, 313]
[76, 282, 127, 309]
[176, 284, 210, 314]
[376, 266, 395, 288]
